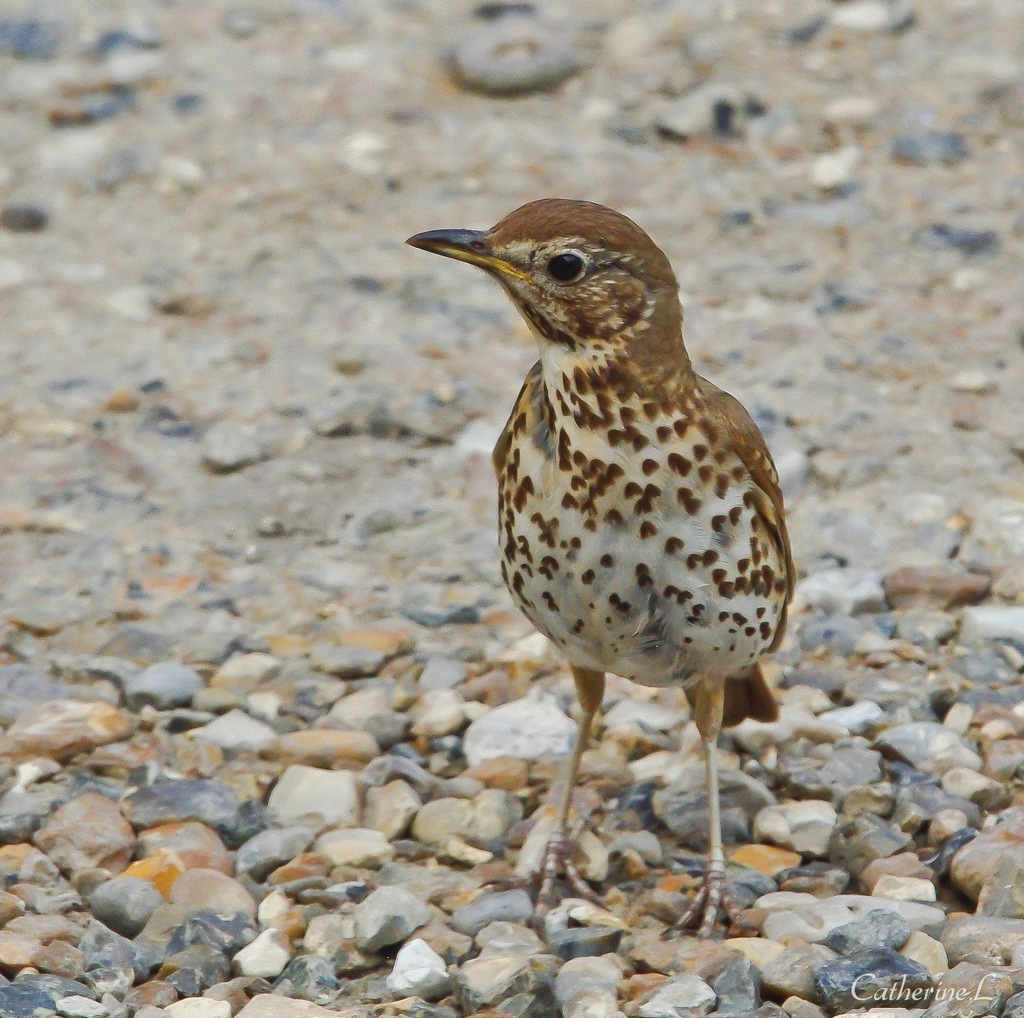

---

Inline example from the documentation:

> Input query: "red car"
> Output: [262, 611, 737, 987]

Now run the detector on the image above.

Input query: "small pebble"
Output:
[1, 201, 49, 232]
[353, 886, 432, 952]
[451, 16, 579, 96]
[385, 938, 451, 1001]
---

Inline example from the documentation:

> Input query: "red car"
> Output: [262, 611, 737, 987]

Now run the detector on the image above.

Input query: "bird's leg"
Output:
[531, 666, 605, 919]
[676, 678, 736, 937]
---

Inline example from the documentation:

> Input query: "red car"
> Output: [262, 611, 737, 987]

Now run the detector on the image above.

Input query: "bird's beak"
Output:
[405, 228, 529, 281]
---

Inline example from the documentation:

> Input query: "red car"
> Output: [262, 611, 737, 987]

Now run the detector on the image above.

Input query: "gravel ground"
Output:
[1, 1, 1023, 1016]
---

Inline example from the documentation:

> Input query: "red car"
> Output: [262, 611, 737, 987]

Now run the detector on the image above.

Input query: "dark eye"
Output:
[546, 252, 586, 283]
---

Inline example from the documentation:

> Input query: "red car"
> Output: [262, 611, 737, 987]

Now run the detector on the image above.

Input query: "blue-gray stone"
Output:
[814, 948, 932, 1013]
[235, 826, 314, 881]
[914, 224, 999, 256]
[825, 908, 912, 954]
[123, 779, 239, 830]
[89, 877, 164, 938]
[0, 982, 58, 1017]
[891, 132, 969, 165]
[450, 889, 534, 936]
[124, 662, 204, 709]
[165, 910, 258, 956]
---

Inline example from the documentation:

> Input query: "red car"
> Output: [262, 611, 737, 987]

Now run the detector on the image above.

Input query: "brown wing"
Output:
[703, 381, 795, 652]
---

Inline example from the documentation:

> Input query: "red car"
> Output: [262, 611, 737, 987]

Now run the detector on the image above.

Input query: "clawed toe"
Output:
[674, 862, 736, 938]
[509, 811, 606, 926]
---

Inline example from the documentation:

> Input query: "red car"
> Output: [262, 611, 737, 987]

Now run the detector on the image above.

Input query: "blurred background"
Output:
[0, 0, 1022, 677]
[0, 4, 1024, 1012]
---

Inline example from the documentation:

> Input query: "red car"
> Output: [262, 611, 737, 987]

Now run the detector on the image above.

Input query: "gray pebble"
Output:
[123, 778, 240, 830]
[455, 951, 559, 1013]
[1, 202, 49, 232]
[816, 279, 876, 314]
[813, 948, 932, 1013]
[308, 643, 386, 678]
[88, 877, 164, 938]
[829, 814, 913, 877]
[273, 954, 341, 1000]
[201, 421, 264, 473]
[637, 973, 716, 1017]
[824, 907, 912, 954]
[785, 746, 883, 803]
[914, 223, 999, 256]
[798, 567, 887, 616]
[124, 661, 203, 709]
[235, 825, 315, 880]
[452, 17, 579, 96]
[891, 131, 969, 165]
[711, 954, 760, 1015]
[0, 17, 61, 59]
[451, 889, 534, 936]
[419, 657, 469, 690]
[353, 886, 432, 952]
[960, 605, 1024, 644]
[874, 721, 966, 766]
[797, 615, 871, 655]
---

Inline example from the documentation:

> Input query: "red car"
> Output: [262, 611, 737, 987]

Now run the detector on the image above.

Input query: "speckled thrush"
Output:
[407, 199, 794, 935]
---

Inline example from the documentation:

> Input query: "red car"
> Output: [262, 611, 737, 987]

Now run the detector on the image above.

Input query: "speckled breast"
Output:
[494, 366, 789, 686]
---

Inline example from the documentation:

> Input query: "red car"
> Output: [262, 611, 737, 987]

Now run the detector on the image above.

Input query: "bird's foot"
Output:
[674, 860, 738, 938]
[497, 811, 605, 926]
[532, 828, 606, 922]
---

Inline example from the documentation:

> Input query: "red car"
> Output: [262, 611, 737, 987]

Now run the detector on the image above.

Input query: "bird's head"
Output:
[407, 199, 689, 386]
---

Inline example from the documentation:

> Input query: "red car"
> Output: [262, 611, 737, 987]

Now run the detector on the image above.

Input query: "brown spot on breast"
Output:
[667, 452, 691, 476]
[656, 425, 673, 441]
[609, 593, 631, 614]
[665, 537, 684, 555]
[642, 458, 659, 476]
[698, 464, 714, 483]
[639, 520, 657, 539]
[605, 508, 624, 525]
[711, 514, 727, 533]
[715, 474, 729, 498]
[624, 481, 642, 499]
[512, 476, 535, 512]
[677, 488, 702, 514]
[600, 553, 614, 567]
[635, 483, 661, 514]
[562, 492, 579, 510]
[703, 550, 719, 566]
[558, 429, 571, 470]
[693, 444, 708, 461]
[581, 569, 595, 584]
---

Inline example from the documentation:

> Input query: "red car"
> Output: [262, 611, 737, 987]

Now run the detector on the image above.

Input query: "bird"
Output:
[407, 199, 793, 936]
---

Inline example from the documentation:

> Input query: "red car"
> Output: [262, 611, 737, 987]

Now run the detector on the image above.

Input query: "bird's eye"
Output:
[545, 252, 586, 283]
